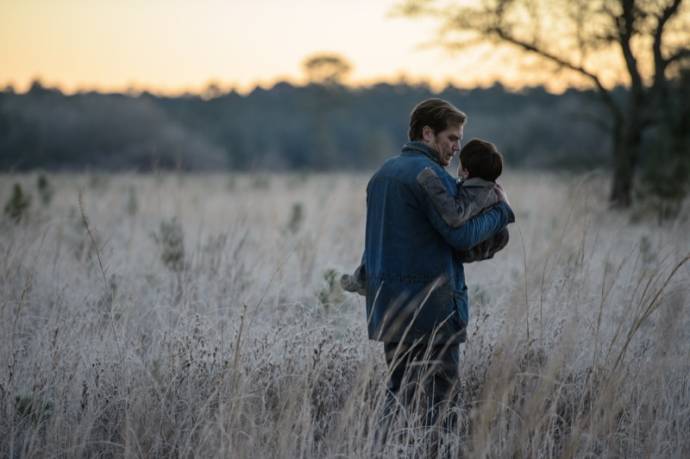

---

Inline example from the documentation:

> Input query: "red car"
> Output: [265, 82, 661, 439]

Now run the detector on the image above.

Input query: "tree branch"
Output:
[489, 27, 623, 122]
[667, 47, 690, 66]
[653, 0, 683, 79]
[651, 0, 686, 122]
[618, 0, 644, 97]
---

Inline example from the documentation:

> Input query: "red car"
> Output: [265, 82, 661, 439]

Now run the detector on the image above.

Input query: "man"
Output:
[363, 98, 515, 426]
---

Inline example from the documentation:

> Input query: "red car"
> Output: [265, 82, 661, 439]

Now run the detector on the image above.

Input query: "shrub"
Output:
[152, 217, 186, 272]
[15, 394, 54, 425]
[317, 268, 345, 311]
[37, 174, 54, 206]
[4, 183, 31, 223]
[287, 202, 304, 234]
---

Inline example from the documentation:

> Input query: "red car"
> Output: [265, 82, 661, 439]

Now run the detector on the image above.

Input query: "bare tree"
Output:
[397, 0, 690, 207]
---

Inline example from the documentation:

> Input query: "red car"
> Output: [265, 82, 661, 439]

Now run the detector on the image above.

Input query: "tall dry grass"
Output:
[1, 172, 689, 458]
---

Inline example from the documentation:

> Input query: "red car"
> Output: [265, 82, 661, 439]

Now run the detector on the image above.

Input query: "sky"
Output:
[1, 0, 607, 95]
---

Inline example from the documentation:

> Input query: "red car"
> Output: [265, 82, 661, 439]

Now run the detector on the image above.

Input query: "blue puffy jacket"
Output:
[364, 141, 515, 345]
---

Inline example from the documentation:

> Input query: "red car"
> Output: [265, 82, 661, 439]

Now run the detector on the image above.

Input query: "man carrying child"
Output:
[344, 98, 515, 435]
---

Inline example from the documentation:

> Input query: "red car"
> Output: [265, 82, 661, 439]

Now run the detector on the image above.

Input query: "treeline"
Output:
[0, 81, 618, 172]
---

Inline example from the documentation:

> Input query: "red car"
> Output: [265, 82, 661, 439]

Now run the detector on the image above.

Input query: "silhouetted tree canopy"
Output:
[303, 53, 352, 86]
[0, 78, 637, 173]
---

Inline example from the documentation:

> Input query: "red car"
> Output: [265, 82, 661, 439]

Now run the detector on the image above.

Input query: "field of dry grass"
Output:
[1, 172, 689, 458]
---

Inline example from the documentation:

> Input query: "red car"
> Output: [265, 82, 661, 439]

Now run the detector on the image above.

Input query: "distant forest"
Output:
[0, 81, 621, 172]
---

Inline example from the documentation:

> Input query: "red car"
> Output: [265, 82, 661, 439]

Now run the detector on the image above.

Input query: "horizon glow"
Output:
[1, 0, 625, 95]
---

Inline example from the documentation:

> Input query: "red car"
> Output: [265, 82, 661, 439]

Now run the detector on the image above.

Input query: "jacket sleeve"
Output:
[457, 228, 510, 263]
[417, 167, 500, 228]
[420, 180, 515, 251]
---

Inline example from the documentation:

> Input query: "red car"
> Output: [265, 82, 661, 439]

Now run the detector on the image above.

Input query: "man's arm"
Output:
[416, 169, 511, 261]
[416, 168, 515, 251]
[457, 228, 510, 263]
[425, 197, 514, 252]
[417, 167, 500, 228]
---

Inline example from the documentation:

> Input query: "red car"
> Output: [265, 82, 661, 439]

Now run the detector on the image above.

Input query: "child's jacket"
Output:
[416, 171, 510, 263]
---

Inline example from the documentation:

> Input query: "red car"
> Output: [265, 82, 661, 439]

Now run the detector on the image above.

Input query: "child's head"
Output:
[459, 138, 503, 182]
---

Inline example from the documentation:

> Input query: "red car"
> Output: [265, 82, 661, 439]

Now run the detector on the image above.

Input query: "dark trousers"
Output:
[383, 341, 460, 427]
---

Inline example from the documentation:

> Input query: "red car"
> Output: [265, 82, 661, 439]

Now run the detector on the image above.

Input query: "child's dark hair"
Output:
[459, 138, 503, 182]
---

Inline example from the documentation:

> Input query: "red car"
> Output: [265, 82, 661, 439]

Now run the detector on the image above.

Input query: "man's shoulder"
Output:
[375, 153, 451, 185]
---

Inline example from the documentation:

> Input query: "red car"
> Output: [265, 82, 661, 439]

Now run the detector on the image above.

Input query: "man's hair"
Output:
[459, 138, 503, 182]
[408, 98, 467, 141]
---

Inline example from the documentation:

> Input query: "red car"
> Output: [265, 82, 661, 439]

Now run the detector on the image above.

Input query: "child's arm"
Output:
[416, 167, 501, 228]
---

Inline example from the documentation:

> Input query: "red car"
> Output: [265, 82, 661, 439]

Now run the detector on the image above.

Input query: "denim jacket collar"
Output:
[401, 141, 442, 166]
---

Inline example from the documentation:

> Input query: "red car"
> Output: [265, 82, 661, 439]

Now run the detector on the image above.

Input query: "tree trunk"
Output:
[610, 144, 634, 208]
[609, 119, 642, 208]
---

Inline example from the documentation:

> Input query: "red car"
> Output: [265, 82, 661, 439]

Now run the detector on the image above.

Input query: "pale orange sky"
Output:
[1, 0, 615, 95]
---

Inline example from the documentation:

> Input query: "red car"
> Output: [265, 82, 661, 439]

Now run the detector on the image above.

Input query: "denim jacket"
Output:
[364, 141, 515, 344]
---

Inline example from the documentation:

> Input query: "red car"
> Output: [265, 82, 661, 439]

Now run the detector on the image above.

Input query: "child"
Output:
[342, 138, 510, 295]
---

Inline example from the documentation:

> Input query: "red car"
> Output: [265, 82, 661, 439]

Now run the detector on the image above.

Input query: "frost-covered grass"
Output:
[1, 172, 689, 458]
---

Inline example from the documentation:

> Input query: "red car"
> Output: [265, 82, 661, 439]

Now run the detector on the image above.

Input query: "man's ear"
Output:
[422, 126, 434, 143]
